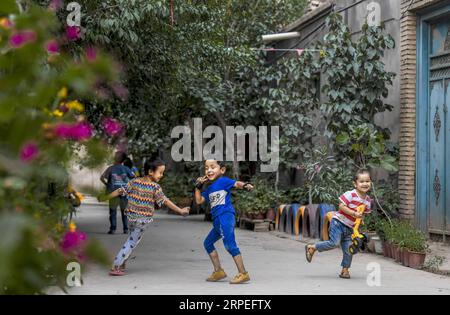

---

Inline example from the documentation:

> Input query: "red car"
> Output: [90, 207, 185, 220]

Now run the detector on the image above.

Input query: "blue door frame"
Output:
[416, 3, 450, 235]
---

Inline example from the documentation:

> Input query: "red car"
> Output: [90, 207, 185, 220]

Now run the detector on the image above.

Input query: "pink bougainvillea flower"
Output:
[70, 122, 93, 140]
[54, 123, 72, 138]
[48, 0, 63, 11]
[46, 39, 59, 54]
[54, 122, 93, 141]
[20, 143, 39, 162]
[60, 230, 87, 252]
[65, 26, 81, 41]
[9, 30, 37, 48]
[60, 223, 88, 261]
[102, 117, 123, 137]
[112, 83, 129, 101]
[85, 46, 97, 62]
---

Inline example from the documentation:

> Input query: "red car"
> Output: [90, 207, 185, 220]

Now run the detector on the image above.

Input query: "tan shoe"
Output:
[206, 268, 227, 282]
[230, 272, 250, 284]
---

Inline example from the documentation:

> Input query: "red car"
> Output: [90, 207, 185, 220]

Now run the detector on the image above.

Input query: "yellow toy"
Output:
[348, 204, 369, 255]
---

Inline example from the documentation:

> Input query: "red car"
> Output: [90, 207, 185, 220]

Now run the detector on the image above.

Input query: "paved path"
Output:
[51, 198, 450, 295]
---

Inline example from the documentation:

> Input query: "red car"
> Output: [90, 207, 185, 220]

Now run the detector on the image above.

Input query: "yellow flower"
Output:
[66, 100, 84, 112]
[75, 191, 85, 201]
[42, 122, 51, 130]
[57, 87, 68, 99]
[0, 18, 12, 29]
[69, 222, 76, 232]
[51, 109, 64, 117]
[320, 50, 326, 58]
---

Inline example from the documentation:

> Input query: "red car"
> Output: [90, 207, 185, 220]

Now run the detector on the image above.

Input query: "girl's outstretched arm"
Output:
[164, 199, 190, 216]
[97, 188, 123, 202]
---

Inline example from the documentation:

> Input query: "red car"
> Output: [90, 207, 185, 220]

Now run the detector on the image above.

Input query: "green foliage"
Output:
[402, 226, 428, 253]
[424, 255, 447, 273]
[49, 0, 311, 169]
[319, 13, 395, 136]
[306, 13, 397, 175]
[234, 178, 279, 215]
[298, 146, 352, 205]
[373, 219, 390, 241]
[378, 219, 428, 253]
[336, 123, 398, 171]
[159, 172, 193, 199]
[372, 180, 400, 215]
[0, 0, 117, 293]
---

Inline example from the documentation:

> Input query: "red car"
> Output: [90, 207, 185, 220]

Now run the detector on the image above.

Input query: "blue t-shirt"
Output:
[201, 176, 237, 219]
[103, 164, 134, 193]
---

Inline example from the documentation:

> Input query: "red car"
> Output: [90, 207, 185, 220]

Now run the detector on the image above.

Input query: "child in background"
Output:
[101, 158, 190, 276]
[194, 159, 253, 284]
[100, 151, 135, 234]
[124, 157, 140, 177]
[305, 169, 372, 279]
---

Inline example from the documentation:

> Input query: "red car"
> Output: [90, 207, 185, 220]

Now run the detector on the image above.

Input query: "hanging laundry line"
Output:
[250, 48, 324, 56]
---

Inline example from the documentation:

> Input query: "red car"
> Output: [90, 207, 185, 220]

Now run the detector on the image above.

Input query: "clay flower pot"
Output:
[394, 245, 402, 263]
[401, 248, 410, 267]
[385, 242, 393, 258]
[381, 241, 389, 257]
[407, 250, 426, 269]
[265, 208, 276, 221]
[255, 212, 265, 220]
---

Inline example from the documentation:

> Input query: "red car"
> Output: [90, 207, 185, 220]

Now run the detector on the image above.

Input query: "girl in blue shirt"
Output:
[194, 159, 253, 284]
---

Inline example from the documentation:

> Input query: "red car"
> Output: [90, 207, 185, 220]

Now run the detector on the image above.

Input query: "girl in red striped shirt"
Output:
[305, 169, 372, 279]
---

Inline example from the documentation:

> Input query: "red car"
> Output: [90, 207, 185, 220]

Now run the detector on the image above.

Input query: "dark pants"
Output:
[109, 196, 128, 232]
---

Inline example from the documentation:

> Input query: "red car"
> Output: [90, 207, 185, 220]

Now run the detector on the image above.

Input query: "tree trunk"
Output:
[213, 111, 239, 179]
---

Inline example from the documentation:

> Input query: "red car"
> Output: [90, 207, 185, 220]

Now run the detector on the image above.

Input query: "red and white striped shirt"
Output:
[333, 189, 372, 228]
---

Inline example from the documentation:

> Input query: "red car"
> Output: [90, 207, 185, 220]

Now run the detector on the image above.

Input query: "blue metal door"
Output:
[428, 19, 450, 235]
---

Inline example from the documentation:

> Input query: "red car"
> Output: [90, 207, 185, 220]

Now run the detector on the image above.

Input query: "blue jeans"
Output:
[109, 196, 128, 231]
[204, 212, 241, 257]
[315, 218, 353, 268]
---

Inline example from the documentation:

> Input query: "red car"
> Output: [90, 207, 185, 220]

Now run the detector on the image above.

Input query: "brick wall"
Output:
[399, 0, 444, 220]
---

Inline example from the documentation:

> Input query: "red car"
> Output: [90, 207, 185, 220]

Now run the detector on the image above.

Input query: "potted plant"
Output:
[234, 187, 256, 220]
[390, 220, 405, 263]
[254, 211, 266, 220]
[381, 220, 394, 259]
[265, 207, 276, 221]
[374, 219, 390, 256]
[363, 213, 382, 254]
[403, 228, 428, 269]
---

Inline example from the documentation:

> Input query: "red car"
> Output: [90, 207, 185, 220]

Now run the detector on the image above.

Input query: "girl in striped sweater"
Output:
[102, 158, 190, 276]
